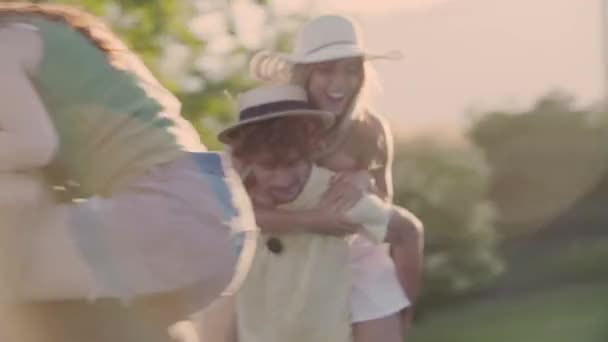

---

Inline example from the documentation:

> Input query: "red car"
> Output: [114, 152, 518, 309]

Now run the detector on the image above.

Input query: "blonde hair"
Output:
[248, 51, 386, 164]
[292, 59, 386, 160]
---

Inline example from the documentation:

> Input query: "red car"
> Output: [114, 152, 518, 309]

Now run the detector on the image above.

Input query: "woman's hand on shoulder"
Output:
[318, 170, 374, 212]
[304, 208, 362, 237]
[253, 206, 360, 237]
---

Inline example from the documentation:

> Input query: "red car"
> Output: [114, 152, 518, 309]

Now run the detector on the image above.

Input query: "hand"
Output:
[304, 209, 362, 237]
[319, 171, 372, 213]
[339, 170, 375, 191]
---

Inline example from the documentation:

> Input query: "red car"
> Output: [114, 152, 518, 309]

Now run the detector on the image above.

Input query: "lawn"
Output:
[409, 282, 608, 342]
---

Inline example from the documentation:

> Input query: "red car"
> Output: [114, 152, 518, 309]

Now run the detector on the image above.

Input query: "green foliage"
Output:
[42, 0, 308, 148]
[393, 138, 503, 303]
[409, 282, 608, 342]
[468, 91, 608, 237]
[500, 237, 608, 291]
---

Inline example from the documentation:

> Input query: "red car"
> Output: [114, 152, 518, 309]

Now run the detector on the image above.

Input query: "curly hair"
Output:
[230, 116, 325, 166]
[249, 51, 388, 170]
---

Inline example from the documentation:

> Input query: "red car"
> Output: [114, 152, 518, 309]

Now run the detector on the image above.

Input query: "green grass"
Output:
[500, 237, 608, 289]
[409, 282, 608, 342]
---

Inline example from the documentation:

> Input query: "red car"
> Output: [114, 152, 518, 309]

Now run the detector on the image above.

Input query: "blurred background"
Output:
[18, 0, 608, 340]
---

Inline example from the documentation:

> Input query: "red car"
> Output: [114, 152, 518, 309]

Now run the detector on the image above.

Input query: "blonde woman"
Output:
[217, 84, 412, 342]
[0, 3, 255, 341]
[248, 14, 423, 340]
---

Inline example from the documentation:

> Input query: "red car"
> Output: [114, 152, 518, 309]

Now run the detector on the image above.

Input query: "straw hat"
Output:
[218, 84, 334, 144]
[250, 15, 403, 81]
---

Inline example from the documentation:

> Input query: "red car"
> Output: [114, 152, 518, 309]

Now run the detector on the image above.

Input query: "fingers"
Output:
[330, 173, 349, 186]
[333, 212, 360, 233]
[321, 175, 365, 210]
[311, 210, 360, 236]
[326, 220, 360, 236]
[337, 219, 363, 235]
[332, 171, 372, 190]
[328, 183, 364, 212]
[321, 191, 346, 211]
[330, 191, 360, 212]
[319, 179, 344, 208]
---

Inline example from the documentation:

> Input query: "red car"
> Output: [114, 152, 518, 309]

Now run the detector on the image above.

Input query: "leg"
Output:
[386, 206, 424, 333]
[349, 236, 410, 342]
[352, 313, 403, 342]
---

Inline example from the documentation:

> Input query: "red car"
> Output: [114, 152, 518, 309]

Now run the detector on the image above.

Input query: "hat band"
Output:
[304, 40, 357, 56]
[240, 100, 316, 121]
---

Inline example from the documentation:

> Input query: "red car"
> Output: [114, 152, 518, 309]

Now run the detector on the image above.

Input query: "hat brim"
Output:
[218, 109, 334, 144]
[284, 45, 403, 65]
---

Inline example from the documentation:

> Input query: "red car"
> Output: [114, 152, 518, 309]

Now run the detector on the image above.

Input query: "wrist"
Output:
[295, 208, 322, 232]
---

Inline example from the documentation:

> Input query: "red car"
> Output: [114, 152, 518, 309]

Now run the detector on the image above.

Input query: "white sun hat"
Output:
[250, 15, 403, 81]
[218, 84, 334, 144]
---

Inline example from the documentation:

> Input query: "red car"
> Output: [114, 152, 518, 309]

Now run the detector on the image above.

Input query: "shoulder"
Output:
[393, 205, 424, 234]
[0, 22, 43, 73]
[364, 110, 393, 142]
[360, 110, 394, 161]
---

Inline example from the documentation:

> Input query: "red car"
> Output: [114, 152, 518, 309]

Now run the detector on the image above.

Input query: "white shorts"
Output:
[349, 235, 410, 323]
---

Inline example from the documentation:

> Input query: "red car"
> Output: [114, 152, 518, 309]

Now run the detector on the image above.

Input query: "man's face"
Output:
[247, 149, 311, 206]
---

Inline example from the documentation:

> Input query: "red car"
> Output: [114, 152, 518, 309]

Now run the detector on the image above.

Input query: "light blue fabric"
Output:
[191, 153, 237, 220]
[67, 152, 255, 301]
[192, 152, 250, 259]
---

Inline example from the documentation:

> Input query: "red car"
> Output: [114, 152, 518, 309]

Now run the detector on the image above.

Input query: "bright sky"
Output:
[317, 0, 453, 14]
[324, 0, 603, 138]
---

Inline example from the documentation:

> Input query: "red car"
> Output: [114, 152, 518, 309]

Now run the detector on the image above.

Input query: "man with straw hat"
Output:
[196, 83, 412, 342]
[247, 14, 423, 340]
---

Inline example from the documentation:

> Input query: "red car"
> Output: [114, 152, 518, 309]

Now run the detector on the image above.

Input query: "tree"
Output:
[43, 0, 309, 148]
[393, 138, 503, 305]
[468, 91, 608, 238]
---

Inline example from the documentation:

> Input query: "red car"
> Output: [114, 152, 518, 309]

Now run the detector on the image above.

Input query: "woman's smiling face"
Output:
[307, 57, 364, 117]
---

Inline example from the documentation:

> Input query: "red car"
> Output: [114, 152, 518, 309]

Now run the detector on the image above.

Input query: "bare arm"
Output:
[254, 206, 359, 237]
[229, 155, 354, 237]
[366, 113, 425, 302]
[0, 25, 59, 172]
[385, 206, 424, 334]
[369, 113, 395, 202]
[254, 207, 313, 235]
[384, 207, 423, 290]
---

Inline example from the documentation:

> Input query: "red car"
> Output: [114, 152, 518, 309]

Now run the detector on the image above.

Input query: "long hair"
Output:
[249, 51, 386, 168]
[250, 53, 370, 123]
[289, 60, 388, 170]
